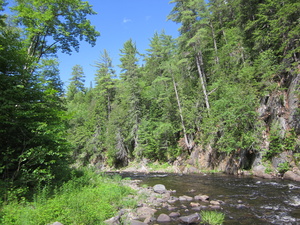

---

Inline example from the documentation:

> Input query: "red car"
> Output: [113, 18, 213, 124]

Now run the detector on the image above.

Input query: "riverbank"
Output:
[105, 177, 225, 225]
[0, 169, 135, 225]
[101, 159, 300, 182]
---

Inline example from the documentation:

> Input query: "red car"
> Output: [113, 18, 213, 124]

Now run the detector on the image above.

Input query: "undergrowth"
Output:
[0, 168, 136, 225]
[201, 210, 225, 225]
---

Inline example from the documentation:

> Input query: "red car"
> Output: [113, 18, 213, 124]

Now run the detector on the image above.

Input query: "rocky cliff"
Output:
[190, 69, 300, 180]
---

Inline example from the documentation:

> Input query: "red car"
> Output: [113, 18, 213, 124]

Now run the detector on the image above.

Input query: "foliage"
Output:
[0, 0, 99, 197]
[0, 168, 135, 225]
[265, 129, 297, 160]
[277, 162, 290, 174]
[61, 0, 299, 169]
[200, 210, 225, 225]
[11, 0, 100, 59]
[2, 0, 298, 181]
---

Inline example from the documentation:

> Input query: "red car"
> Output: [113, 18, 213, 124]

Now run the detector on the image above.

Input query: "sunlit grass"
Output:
[201, 210, 225, 225]
[0, 169, 136, 225]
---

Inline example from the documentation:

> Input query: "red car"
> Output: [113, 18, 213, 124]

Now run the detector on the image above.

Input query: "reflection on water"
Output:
[120, 173, 300, 225]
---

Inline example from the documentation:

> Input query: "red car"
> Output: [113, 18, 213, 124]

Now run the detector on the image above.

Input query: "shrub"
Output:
[201, 210, 225, 225]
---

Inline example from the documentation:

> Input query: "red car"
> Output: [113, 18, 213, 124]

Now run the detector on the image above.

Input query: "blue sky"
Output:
[57, 0, 180, 88]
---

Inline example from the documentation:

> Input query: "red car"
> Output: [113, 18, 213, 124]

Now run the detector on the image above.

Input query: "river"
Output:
[119, 172, 300, 224]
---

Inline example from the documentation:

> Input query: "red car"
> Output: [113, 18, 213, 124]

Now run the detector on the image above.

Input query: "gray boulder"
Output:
[130, 220, 147, 225]
[153, 184, 167, 194]
[157, 213, 171, 222]
[178, 213, 201, 224]
[169, 212, 180, 217]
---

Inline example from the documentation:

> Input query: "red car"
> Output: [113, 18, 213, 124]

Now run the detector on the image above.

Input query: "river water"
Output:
[120, 172, 300, 225]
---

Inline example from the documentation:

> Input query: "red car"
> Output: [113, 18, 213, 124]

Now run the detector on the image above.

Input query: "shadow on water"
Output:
[116, 172, 300, 225]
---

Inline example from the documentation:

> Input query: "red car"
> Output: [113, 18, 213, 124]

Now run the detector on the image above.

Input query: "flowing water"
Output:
[119, 172, 300, 225]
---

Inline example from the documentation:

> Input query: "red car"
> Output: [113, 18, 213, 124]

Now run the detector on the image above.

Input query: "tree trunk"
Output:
[171, 71, 194, 150]
[195, 51, 210, 112]
[209, 20, 219, 65]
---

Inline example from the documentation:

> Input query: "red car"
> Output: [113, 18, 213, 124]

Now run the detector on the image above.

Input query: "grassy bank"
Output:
[0, 169, 135, 225]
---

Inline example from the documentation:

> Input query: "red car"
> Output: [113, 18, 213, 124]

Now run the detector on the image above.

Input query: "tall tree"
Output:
[94, 49, 115, 119]
[67, 64, 85, 100]
[137, 32, 180, 160]
[119, 39, 142, 151]
[105, 39, 142, 166]
[168, 0, 211, 111]
[11, 0, 100, 62]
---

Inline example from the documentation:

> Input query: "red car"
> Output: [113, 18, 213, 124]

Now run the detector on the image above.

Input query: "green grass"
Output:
[0, 169, 136, 225]
[201, 211, 225, 225]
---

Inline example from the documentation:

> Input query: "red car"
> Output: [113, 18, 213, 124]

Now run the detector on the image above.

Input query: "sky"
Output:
[56, 0, 180, 88]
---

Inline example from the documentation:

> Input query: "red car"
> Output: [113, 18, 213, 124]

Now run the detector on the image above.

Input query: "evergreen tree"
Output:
[67, 64, 86, 100]
[105, 39, 142, 166]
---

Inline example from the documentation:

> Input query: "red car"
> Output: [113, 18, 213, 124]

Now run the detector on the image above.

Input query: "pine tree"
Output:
[67, 65, 86, 100]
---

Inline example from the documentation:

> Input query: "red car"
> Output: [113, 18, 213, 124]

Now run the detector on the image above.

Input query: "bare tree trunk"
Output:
[195, 51, 210, 112]
[171, 72, 193, 150]
[209, 21, 219, 65]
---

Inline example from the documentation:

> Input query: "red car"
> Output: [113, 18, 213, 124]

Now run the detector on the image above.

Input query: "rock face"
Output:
[182, 72, 300, 177]
[153, 184, 167, 194]
[178, 213, 201, 224]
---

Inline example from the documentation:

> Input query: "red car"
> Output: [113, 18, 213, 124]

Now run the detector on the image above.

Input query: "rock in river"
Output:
[130, 220, 147, 225]
[178, 213, 201, 224]
[153, 184, 167, 194]
[194, 194, 209, 201]
[157, 213, 171, 222]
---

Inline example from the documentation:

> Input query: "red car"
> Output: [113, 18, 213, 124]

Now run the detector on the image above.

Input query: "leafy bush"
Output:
[0, 169, 135, 225]
[201, 211, 225, 225]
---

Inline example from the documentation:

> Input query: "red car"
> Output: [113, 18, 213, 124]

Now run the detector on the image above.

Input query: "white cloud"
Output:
[123, 18, 132, 23]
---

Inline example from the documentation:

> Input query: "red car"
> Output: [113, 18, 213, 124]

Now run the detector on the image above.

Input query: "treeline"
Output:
[0, 0, 299, 197]
[66, 0, 299, 169]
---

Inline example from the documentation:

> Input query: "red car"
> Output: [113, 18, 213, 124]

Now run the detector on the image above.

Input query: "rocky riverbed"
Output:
[104, 179, 225, 225]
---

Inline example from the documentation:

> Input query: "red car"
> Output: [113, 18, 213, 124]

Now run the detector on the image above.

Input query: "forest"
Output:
[0, 0, 299, 223]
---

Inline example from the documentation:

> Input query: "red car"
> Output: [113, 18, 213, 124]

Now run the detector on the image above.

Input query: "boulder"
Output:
[130, 220, 147, 225]
[210, 205, 221, 209]
[194, 194, 209, 201]
[104, 216, 120, 225]
[178, 213, 201, 224]
[136, 206, 157, 219]
[169, 212, 180, 217]
[210, 200, 220, 205]
[157, 213, 171, 222]
[190, 202, 200, 207]
[144, 216, 155, 224]
[191, 206, 201, 211]
[179, 195, 193, 201]
[153, 184, 167, 194]
[252, 165, 273, 179]
[283, 171, 300, 182]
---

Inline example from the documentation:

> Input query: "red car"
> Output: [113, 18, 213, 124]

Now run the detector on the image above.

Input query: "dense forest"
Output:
[1, 0, 300, 201]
